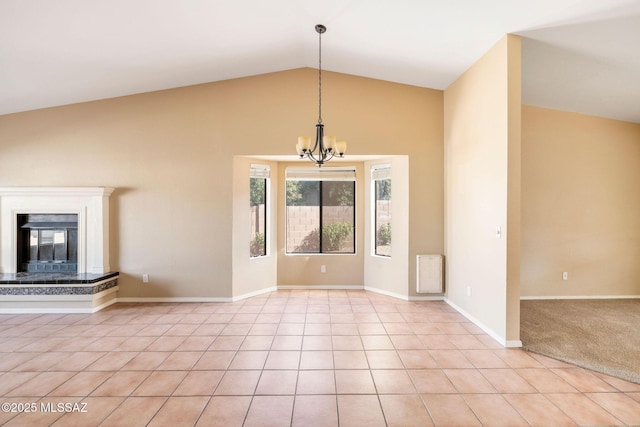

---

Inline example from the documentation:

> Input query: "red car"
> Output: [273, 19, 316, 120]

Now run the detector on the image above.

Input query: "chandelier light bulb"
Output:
[334, 141, 347, 156]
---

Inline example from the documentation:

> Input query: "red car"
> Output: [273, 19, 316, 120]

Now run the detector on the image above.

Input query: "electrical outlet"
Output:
[467, 286, 472, 297]
[142, 273, 149, 283]
[320, 265, 326, 273]
[562, 272, 568, 281]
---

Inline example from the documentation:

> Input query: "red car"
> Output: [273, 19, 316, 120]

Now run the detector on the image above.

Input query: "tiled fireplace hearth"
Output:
[0, 187, 119, 313]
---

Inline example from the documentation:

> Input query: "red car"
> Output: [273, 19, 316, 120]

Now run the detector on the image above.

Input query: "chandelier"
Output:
[296, 24, 347, 167]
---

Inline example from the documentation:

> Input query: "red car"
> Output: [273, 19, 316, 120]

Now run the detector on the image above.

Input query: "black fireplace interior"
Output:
[17, 214, 78, 273]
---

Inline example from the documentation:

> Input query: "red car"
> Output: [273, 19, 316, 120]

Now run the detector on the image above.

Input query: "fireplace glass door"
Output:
[18, 214, 78, 272]
[30, 229, 75, 263]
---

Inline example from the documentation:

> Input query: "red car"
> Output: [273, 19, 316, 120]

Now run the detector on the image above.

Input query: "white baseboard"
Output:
[0, 299, 117, 314]
[363, 286, 444, 302]
[521, 295, 640, 300]
[364, 286, 409, 301]
[232, 286, 278, 301]
[408, 295, 445, 302]
[278, 285, 364, 290]
[92, 297, 118, 313]
[0, 307, 97, 314]
[116, 286, 279, 304]
[117, 297, 233, 303]
[444, 297, 522, 348]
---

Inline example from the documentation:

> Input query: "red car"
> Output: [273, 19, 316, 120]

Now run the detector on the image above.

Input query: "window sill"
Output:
[284, 252, 357, 257]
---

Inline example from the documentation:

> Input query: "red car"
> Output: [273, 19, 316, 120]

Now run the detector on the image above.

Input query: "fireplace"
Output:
[0, 187, 118, 313]
[17, 213, 79, 273]
[0, 187, 114, 274]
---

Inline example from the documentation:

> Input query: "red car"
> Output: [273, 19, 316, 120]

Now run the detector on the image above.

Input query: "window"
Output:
[373, 165, 391, 257]
[250, 165, 269, 257]
[286, 168, 355, 254]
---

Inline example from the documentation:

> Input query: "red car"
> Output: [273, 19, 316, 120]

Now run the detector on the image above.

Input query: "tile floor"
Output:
[1, 289, 640, 426]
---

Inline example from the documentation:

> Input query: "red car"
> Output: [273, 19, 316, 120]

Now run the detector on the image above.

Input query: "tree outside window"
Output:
[375, 178, 391, 257]
[250, 177, 267, 257]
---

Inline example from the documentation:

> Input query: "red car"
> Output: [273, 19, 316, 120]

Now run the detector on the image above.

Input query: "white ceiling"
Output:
[1, 0, 639, 122]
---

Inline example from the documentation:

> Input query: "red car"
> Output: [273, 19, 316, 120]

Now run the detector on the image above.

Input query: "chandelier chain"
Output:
[318, 27, 322, 125]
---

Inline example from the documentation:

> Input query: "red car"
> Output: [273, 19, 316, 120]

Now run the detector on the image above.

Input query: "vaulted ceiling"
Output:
[1, 0, 639, 122]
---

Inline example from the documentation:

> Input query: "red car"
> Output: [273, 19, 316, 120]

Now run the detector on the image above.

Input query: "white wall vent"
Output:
[416, 254, 444, 293]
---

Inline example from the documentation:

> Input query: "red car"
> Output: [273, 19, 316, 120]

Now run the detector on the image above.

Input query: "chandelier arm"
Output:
[305, 150, 320, 164]
[309, 136, 319, 155]
[323, 151, 335, 163]
[307, 123, 321, 155]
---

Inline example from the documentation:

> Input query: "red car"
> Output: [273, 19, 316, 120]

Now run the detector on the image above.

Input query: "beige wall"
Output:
[0, 68, 444, 299]
[444, 35, 522, 345]
[521, 105, 640, 297]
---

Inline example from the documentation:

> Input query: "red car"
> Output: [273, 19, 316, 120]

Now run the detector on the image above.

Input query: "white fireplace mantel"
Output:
[0, 187, 114, 274]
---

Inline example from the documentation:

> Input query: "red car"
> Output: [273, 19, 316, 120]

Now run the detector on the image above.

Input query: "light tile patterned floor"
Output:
[1, 289, 640, 426]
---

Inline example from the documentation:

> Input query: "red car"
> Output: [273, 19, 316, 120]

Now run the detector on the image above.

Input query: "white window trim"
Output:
[286, 166, 356, 181]
[285, 166, 357, 255]
[371, 163, 391, 180]
[250, 164, 271, 179]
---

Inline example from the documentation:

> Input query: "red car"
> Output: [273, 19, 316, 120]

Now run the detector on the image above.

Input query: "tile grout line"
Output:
[2, 292, 640, 426]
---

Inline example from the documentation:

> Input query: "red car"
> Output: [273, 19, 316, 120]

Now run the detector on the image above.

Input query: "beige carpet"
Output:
[520, 299, 640, 384]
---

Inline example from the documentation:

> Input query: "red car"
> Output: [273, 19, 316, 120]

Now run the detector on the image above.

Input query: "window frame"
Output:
[285, 167, 356, 255]
[249, 164, 270, 258]
[372, 165, 391, 258]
